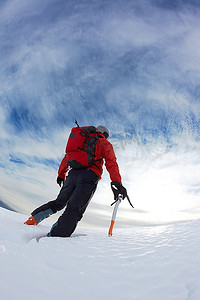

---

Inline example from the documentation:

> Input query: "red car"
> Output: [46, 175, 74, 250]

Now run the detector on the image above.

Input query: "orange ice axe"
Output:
[108, 193, 134, 236]
[108, 196, 122, 236]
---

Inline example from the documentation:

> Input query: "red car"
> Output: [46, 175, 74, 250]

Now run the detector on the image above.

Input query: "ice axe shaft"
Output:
[108, 196, 122, 236]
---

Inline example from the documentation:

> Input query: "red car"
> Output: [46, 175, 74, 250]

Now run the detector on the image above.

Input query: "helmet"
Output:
[97, 125, 109, 139]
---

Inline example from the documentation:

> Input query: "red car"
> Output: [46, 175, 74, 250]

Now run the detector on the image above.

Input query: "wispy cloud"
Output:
[1, 0, 200, 136]
[0, 0, 200, 226]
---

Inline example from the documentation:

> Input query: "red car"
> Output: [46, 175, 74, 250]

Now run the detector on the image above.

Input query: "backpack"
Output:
[66, 126, 102, 169]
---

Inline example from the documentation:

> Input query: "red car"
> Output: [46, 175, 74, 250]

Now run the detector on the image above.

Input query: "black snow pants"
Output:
[31, 169, 99, 237]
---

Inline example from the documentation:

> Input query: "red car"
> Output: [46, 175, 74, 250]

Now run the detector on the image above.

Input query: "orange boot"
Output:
[24, 216, 38, 226]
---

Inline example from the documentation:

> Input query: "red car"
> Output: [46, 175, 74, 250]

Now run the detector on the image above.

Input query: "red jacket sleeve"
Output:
[58, 154, 69, 179]
[102, 139, 122, 184]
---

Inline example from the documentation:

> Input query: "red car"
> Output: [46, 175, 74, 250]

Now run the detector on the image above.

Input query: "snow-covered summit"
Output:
[0, 207, 200, 300]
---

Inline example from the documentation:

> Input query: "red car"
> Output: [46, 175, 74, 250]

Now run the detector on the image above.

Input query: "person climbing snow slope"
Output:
[25, 124, 128, 237]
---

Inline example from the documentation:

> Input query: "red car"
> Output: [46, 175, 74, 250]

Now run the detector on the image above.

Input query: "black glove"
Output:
[111, 182, 127, 200]
[57, 176, 64, 187]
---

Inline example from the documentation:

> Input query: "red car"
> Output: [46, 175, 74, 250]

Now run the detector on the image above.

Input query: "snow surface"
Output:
[0, 208, 200, 300]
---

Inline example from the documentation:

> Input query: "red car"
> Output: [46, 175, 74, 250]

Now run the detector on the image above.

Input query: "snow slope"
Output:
[0, 207, 200, 300]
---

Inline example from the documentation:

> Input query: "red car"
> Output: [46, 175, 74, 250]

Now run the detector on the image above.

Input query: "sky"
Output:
[0, 0, 200, 227]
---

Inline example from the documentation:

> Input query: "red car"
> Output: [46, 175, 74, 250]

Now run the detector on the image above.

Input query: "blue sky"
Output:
[1, 0, 200, 138]
[0, 0, 200, 226]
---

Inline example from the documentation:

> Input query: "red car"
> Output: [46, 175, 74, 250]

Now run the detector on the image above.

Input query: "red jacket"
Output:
[58, 134, 122, 183]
